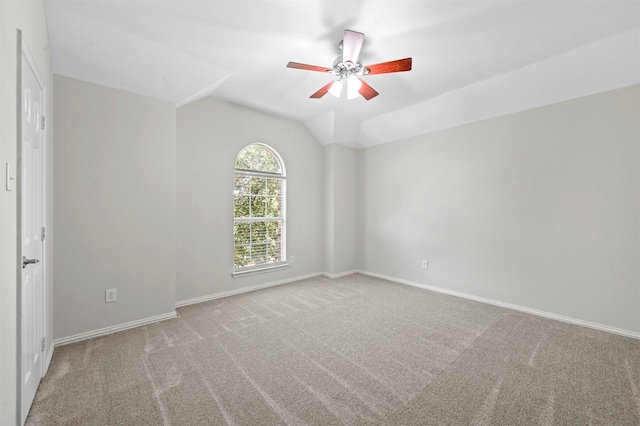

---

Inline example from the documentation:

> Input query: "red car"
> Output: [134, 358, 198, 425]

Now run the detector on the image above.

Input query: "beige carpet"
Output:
[27, 274, 640, 425]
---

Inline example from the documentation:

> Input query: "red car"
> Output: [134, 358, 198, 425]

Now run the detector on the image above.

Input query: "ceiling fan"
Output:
[287, 29, 412, 101]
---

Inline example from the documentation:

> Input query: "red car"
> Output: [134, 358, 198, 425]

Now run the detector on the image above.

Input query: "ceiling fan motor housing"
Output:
[332, 55, 367, 80]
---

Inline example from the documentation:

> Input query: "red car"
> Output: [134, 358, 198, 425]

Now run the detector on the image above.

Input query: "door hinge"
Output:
[41, 337, 46, 352]
[41, 226, 45, 241]
[41, 115, 46, 130]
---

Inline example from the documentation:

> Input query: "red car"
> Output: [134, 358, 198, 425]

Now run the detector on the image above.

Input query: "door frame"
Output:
[16, 29, 48, 424]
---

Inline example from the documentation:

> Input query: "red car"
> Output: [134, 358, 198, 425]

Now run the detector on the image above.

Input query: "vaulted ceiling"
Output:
[44, 1, 639, 148]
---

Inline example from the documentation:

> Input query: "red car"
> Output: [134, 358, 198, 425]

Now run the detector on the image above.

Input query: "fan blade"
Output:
[342, 29, 365, 66]
[365, 58, 412, 75]
[310, 81, 335, 99]
[287, 62, 332, 73]
[358, 79, 379, 100]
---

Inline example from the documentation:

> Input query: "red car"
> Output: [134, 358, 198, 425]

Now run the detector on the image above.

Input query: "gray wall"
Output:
[0, 1, 54, 423]
[359, 85, 640, 333]
[176, 98, 324, 302]
[53, 75, 176, 339]
[323, 145, 335, 273]
[333, 145, 358, 274]
[324, 144, 358, 275]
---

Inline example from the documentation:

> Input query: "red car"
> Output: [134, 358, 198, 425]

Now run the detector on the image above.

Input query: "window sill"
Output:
[232, 262, 289, 278]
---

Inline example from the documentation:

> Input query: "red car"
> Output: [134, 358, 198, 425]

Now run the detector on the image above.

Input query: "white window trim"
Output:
[231, 261, 289, 278]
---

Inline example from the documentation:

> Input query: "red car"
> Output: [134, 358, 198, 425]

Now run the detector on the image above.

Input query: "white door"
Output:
[20, 39, 45, 425]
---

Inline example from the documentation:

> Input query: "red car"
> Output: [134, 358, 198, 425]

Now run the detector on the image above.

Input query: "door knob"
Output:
[22, 256, 40, 268]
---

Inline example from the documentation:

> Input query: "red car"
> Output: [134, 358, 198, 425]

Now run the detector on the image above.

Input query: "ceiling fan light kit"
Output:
[287, 29, 412, 101]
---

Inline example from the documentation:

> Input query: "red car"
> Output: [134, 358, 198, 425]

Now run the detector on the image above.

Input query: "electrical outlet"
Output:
[290, 256, 295, 264]
[105, 288, 117, 303]
[421, 260, 428, 270]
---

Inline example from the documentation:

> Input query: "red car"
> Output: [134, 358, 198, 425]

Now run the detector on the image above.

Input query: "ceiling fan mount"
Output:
[331, 55, 366, 77]
[287, 30, 412, 100]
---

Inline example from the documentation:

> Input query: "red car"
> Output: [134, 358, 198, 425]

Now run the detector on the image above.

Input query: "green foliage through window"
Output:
[234, 144, 282, 174]
[234, 144, 285, 270]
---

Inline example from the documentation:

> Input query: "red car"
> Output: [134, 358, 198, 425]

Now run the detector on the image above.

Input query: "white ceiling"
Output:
[44, 1, 639, 148]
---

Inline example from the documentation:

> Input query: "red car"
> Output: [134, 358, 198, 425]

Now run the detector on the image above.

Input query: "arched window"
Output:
[233, 144, 286, 275]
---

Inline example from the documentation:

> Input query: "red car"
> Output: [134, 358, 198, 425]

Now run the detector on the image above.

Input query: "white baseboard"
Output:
[53, 270, 637, 346]
[175, 272, 323, 308]
[357, 270, 640, 340]
[322, 270, 359, 279]
[54, 311, 177, 347]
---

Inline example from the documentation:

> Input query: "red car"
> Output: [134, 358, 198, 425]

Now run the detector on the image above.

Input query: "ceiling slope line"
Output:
[177, 75, 232, 108]
[358, 29, 640, 148]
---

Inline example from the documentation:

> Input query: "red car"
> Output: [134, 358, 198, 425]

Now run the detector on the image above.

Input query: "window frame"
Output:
[232, 143, 287, 278]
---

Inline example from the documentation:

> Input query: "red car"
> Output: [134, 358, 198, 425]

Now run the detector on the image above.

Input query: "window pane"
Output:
[250, 177, 266, 195]
[266, 220, 281, 241]
[234, 245, 249, 268]
[267, 241, 281, 262]
[234, 195, 250, 218]
[250, 196, 266, 217]
[252, 243, 268, 265]
[234, 175, 251, 195]
[235, 145, 281, 174]
[251, 221, 267, 244]
[235, 150, 251, 171]
[234, 222, 250, 245]
[265, 196, 280, 217]
[256, 148, 280, 173]
[266, 178, 281, 195]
